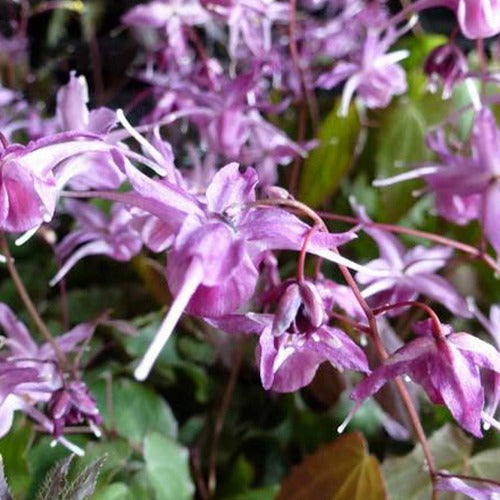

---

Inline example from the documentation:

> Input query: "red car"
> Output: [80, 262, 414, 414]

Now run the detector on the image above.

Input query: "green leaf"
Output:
[75, 439, 132, 488]
[91, 483, 132, 500]
[0, 456, 13, 500]
[277, 432, 386, 500]
[143, 432, 195, 500]
[382, 424, 473, 499]
[90, 378, 178, 447]
[469, 448, 500, 482]
[298, 101, 361, 207]
[375, 100, 430, 222]
[0, 416, 33, 497]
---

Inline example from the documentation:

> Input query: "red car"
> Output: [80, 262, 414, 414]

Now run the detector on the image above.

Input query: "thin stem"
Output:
[373, 301, 444, 339]
[0, 232, 69, 368]
[207, 338, 245, 497]
[289, 103, 307, 196]
[296, 226, 317, 282]
[329, 311, 371, 334]
[328, 252, 438, 484]
[318, 211, 500, 275]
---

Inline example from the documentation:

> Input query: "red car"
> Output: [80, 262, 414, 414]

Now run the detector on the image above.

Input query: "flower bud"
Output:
[272, 283, 302, 337]
[424, 44, 467, 99]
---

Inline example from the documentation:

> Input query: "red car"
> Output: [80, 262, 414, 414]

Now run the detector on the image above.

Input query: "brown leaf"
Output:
[277, 432, 386, 500]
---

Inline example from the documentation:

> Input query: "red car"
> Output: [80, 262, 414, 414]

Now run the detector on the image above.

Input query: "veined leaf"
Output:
[277, 432, 385, 500]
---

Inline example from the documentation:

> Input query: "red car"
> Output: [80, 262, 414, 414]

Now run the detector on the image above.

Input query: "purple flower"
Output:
[350, 319, 500, 437]
[121, 161, 371, 380]
[47, 381, 102, 438]
[316, 27, 409, 115]
[391, 0, 500, 39]
[210, 279, 369, 392]
[353, 203, 470, 317]
[453, 0, 500, 39]
[55, 73, 125, 190]
[374, 108, 500, 261]
[423, 43, 468, 99]
[0, 132, 113, 233]
[122, 0, 210, 64]
[436, 473, 500, 498]
[0, 303, 98, 439]
[50, 199, 142, 285]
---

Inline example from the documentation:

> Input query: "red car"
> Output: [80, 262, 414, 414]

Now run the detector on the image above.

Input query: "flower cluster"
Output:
[0, 0, 500, 497]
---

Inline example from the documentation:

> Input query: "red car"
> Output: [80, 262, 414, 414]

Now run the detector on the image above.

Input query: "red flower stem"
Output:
[255, 199, 437, 482]
[0, 232, 69, 368]
[318, 211, 500, 275]
[296, 226, 318, 283]
[329, 311, 371, 334]
[373, 301, 444, 339]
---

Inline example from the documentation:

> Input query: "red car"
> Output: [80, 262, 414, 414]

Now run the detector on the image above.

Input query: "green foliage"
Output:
[143, 432, 195, 500]
[90, 378, 178, 446]
[298, 101, 361, 207]
[382, 424, 500, 499]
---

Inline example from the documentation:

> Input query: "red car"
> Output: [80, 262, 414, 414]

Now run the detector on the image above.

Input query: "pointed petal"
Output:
[205, 163, 258, 213]
[409, 274, 470, 317]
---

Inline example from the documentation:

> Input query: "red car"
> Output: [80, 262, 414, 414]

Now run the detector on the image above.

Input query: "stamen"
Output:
[337, 403, 360, 434]
[15, 226, 40, 246]
[55, 436, 85, 456]
[373, 166, 441, 187]
[481, 411, 500, 432]
[134, 258, 204, 381]
[116, 109, 167, 176]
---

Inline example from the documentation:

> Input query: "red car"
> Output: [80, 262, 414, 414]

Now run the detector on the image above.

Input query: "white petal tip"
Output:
[134, 363, 150, 381]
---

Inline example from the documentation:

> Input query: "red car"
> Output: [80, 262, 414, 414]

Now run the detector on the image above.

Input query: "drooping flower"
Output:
[374, 108, 500, 261]
[436, 473, 500, 498]
[423, 43, 468, 99]
[0, 303, 100, 439]
[0, 132, 113, 233]
[47, 381, 102, 438]
[55, 72, 126, 190]
[113, 159, 375, 380]
[350, 319, 500, 437]
[353, 202, 470, 317]
[209, 278, 370, 392]
[388, 0, 500, 39]
[50, 199, 142, 285]
[316, 25, 409, 115]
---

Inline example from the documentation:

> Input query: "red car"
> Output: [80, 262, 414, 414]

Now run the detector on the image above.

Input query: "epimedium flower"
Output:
[387, 0, 500, 39]
[0, 303, 101, 443]
[350, 318, 500, 437]
[423, 42, 468, 99]
[0, 131, 115, 234]
[109, 158, 378, 381]
[374, 107, 500, 261]
[50, 199, 142, 286]
[352, 202, 470, 317]
[47, 381, 102, 439]
[209, 278, 370, 392]
[55, 72, 125, 191]
[316, 24, 410, 116]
